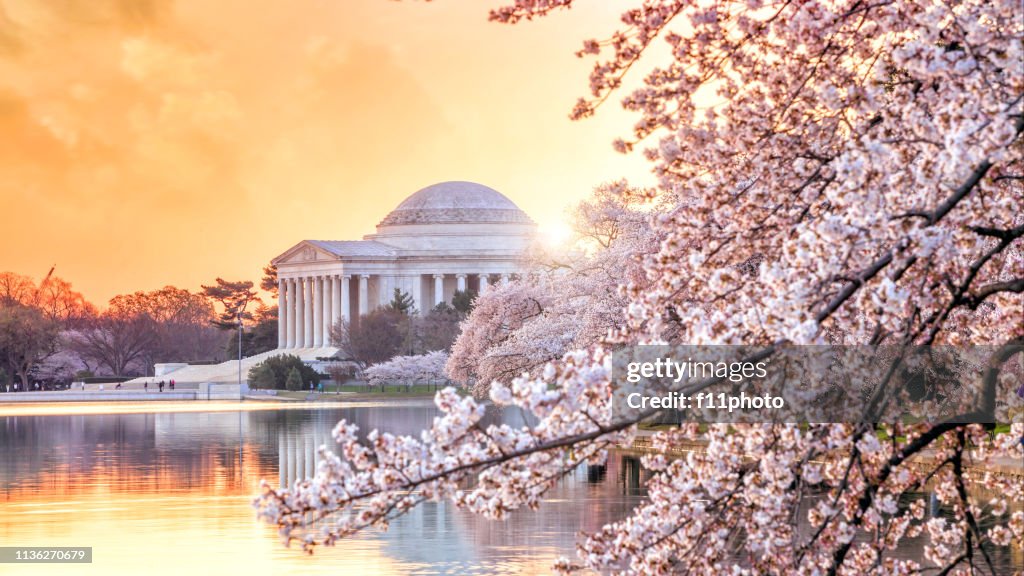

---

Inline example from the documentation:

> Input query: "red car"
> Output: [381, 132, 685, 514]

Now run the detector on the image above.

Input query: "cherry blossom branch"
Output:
[816, 113, 1022, 328]
[951, 428, 997, 575]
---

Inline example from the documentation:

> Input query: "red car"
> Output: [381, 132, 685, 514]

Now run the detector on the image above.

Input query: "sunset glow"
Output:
[538, 220, 573, 249]
[3, 1, 1021, 574]
[0, 0, 652, 304]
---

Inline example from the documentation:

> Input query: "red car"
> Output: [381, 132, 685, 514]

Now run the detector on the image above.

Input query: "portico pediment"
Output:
[271, 241, 338, 265]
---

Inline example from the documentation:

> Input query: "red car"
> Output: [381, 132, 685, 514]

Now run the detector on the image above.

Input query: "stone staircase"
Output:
[120, 347, 338, 388]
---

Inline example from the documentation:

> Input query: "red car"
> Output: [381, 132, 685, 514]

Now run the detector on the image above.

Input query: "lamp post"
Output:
[237, 310, 244, 472]
[237, 310, 244, 392]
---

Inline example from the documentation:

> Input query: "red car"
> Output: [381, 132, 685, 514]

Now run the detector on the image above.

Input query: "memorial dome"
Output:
[378, 181, 534, 226]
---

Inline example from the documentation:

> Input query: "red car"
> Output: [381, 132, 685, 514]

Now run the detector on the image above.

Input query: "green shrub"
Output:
[247, 354, 320, 390]
[285, 367, 303, 391]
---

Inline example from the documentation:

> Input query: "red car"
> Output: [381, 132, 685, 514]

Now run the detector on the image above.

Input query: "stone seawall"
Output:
[0, 383, 245, 403]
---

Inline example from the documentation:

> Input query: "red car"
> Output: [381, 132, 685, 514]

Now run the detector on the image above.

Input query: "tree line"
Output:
[0, 266, 281, 390]
[0, 259, 474, 392]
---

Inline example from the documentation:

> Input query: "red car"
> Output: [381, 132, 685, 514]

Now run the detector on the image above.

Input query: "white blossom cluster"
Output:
[364, 351, 449, 387]
[448, 181, 661, 395]
[561, 422, 1024, 574]
[257, 1, 1024, 573]
[609, 0, 1023, 347]
[255, 350, 635, 551]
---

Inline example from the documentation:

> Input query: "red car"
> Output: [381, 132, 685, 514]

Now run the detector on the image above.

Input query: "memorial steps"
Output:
[120, 347, 339, 388]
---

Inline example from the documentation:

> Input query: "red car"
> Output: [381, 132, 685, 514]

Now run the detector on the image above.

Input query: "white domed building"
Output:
[125, 181, 534, 390]
[272, 181, 536, 350]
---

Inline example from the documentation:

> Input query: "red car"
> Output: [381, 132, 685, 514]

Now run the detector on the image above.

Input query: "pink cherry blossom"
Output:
[256, 2, 1024, 574]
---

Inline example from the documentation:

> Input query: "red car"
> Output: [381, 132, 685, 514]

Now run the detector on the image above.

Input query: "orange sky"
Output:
[0, 0, 654, 304]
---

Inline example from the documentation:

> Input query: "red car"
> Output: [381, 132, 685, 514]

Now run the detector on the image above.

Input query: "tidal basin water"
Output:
[0, 400, 649, 575]
[1, 401, 1020, 575]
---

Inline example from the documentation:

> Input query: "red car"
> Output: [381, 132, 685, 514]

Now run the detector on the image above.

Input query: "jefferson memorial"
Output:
[128, 181, 536, 388]
[273, 180, 536, 350]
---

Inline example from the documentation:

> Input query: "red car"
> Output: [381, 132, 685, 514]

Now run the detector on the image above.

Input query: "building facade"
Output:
[271, 181, 536, 350]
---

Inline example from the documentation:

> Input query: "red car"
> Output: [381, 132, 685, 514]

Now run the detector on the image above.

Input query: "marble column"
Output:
[456, 273, 467, 292]
[501, 273, 510, 286]
[479, 274, 489, 295]
[278, 279, 286, 348]
[410, 274, 422, 314]
[379, 275, 393, 307]
[433, 274, 444, 306]
[322, 276, 332, 346]
[303, 277, 314, 347]
[341, 275, 351, 322]
[331, 276, 341, 336]
[359, 275, 369, 315]
[325, 276, 333, 342]
[286, 279, 296, 348]
[295, 278, 306, 348]
[313, 276, 323, 347]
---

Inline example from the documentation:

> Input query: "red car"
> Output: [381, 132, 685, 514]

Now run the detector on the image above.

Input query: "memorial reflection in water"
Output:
[0, 402, 1019, 575]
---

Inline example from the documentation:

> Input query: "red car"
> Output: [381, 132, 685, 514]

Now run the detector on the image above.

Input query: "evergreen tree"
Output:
[247, 354, 319, 390]
[285, 366, 302, 391]
[260, 264, 278, 297]
[384, 289, 416, 315]
[248, 364, 276, 390]
[226, 304, 278, 357]
[201, 278, 260, 328]
[451, 289, 477, 314]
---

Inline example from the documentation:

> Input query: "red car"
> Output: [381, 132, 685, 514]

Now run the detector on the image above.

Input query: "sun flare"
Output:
[538, 220, 573, 249]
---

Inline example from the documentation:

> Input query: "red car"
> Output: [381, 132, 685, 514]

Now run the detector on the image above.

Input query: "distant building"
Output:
[272, 181, 536, 350]
[128, 181, 535, 388]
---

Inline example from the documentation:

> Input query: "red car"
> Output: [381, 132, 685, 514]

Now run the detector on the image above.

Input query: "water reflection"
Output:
[0, 402, 644, 575]
[1, 403, 1020, 574]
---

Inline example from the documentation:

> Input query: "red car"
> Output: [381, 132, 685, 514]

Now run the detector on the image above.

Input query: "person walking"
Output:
[159, 381, 164, 393]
